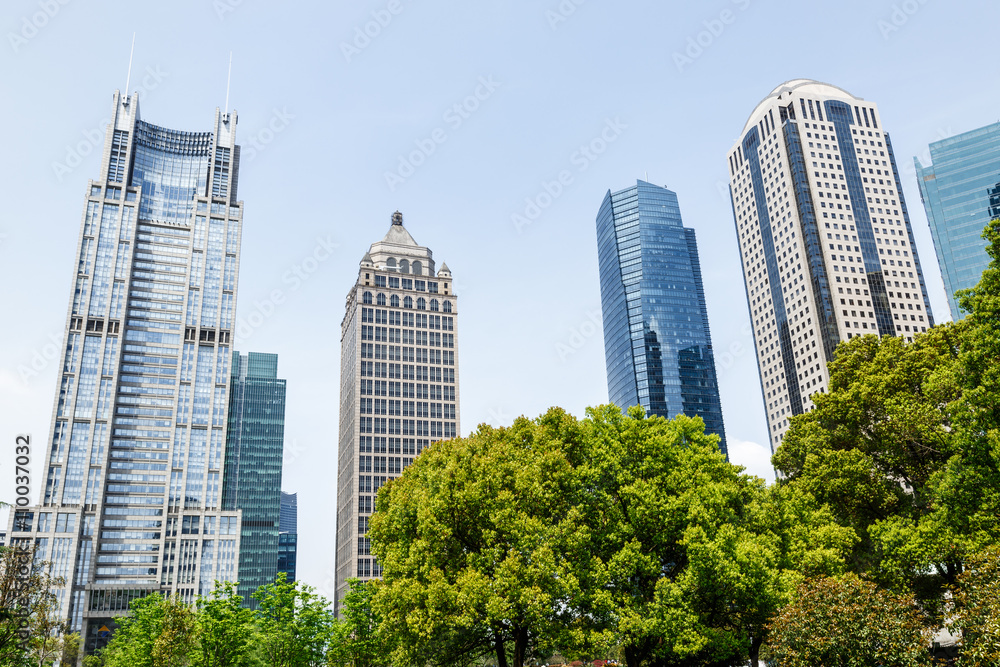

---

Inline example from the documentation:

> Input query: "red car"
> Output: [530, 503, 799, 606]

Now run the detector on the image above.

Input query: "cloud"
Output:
[727, 437, 775, 483]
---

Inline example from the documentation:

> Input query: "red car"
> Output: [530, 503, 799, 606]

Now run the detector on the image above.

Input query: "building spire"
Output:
[224, 51, 233, 117]
[124, 33, 136, 102]
[392, 210, 403, 226]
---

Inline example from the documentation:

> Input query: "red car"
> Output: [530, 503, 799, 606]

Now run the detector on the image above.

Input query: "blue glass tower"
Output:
[223, 352, 287, 605]
[596, 180, 727, 454]
[915, 122, 1000, 319]
[277, 491, 297, 583]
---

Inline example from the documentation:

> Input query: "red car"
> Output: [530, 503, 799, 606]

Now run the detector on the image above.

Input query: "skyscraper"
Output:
[223, 352, 287, 605]
[915, 122, 1000, 319]
[596, 180, 727, 454]
[7, 90, 245, 651]
[334, 212, 460, 609]
[278, 491, 297, 583]
[727, 80, 935, 452]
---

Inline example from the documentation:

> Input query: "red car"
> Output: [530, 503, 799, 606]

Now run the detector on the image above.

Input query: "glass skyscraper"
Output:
[334, 212, 460, 610]
[278, 491, 297, 582]
[596, 180, 727, 455]
[6, 90, 245, 652]
[223, 352, 287, 605]
[915, 121, 1000, 319]
[728, 80, 935, 451]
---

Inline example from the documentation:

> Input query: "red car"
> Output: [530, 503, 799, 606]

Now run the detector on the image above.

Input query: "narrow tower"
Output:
[334, 212, 460, 609]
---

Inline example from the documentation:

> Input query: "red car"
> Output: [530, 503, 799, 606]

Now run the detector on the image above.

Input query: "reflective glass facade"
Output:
[596, 181, 727, 454]
[7, 91, 244, 653]
[915, 122, 1000, 319]
[277, 492, 297, 583]
[223, 352, 286, 606]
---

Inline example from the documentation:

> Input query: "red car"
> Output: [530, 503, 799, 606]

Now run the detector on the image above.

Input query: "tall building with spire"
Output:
[7, 90, 245, 652]
[596, 180, 727, 454]
[727, 80, 935, 452]
[334, 212, 460, 609]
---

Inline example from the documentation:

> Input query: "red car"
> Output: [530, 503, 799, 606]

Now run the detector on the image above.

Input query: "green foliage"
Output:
[369, 405, 854, 667]
[328, 579, 385, 667]
[252, 573, 334, 667]
[950, 546, 1000, 666]
[369, 408, 590, 667]
[766, 574, 931, 667]
[194, 581, 256, 667]
[579, 406, 854, 667]
[773, 218, 1000, 617]
[0, 540, 67, 667]
[100, 594, 197, 667]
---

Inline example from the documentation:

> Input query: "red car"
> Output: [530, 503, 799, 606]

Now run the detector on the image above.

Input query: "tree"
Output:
[329, 580, 385, 667]
[766, 575, 931, 667]
[252, 573, 335, 667]
[579, 406, 854, 667]
[99, 593, 198, 667]
[773, 218, 1000, 613]
[370, 409, 595, 667]
[194, 581, 256, 667]
[0, 539, 66, 667]
[371, 406, 854, 667]
[949, 545, 1000, 666]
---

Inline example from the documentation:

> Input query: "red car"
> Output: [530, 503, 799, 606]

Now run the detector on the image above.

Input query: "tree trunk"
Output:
[749, 635, 762, 666]
[513, 625, 529, 667]
[494, 628, 508, 667]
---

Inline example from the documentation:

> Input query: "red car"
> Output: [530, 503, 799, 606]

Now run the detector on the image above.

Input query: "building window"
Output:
[363, 292, 373, 304]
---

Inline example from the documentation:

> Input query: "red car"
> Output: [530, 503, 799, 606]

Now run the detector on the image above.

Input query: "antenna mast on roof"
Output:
[124, 33, 135, 101]
[224, 51, 233, 117]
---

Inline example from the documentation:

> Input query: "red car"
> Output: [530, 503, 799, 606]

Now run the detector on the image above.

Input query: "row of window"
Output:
[358, 380, 456, 400]
[358, 418, 457, 437]
[360, 361, 456, 379]
[360, 313, 454, 332]
[359, 399, 457, 418]
[361, 295, 453, 312]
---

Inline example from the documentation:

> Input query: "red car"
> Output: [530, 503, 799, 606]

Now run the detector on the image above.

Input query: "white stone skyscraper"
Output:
[334, 212, 460, 609]
[8, 90, 245, 652]
[727, 80, 935, 452]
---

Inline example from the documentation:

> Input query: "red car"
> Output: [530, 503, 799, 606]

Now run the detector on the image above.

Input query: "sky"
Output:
[1, 0, 997, 599]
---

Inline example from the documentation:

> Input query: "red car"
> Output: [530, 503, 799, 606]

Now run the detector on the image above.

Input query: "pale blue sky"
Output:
[2, 0, 996, 597]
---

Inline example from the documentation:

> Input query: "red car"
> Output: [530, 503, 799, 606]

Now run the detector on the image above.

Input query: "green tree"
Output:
[0, 539, 66, 667]
[194, 581, 257, 667]
[329, 580, 385, 667]
[949, 546, 1000, 666]
[773, 218, 1000, 612]
[766, 575, 931, 667]
[370, 409, 594, 667]
[252, 573, 334, 667]
[579, 406, 854, 667]
[99, 593, 198, 667]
